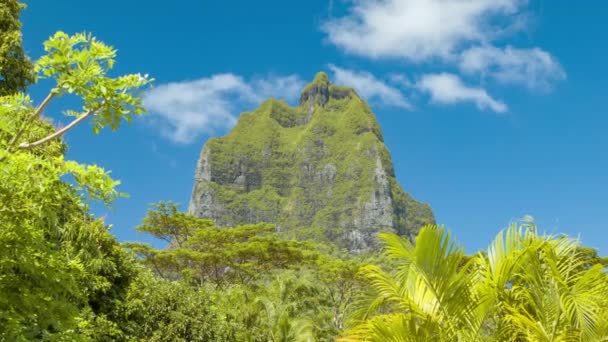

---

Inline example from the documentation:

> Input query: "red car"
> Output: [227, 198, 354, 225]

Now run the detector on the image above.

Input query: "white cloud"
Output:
[143, 74, 304, 143]
[322, 0, 565, 103]
[417, 73, 507, 112]
[322, 0, 523, 61]
[253, 75, 304, 102]
[389, 73, 414, 88]
[328, 64, 411, 108]
[460, 45, 566, 90]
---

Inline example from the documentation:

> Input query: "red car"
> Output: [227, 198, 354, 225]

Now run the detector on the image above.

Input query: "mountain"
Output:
[188, 72, 434, 252]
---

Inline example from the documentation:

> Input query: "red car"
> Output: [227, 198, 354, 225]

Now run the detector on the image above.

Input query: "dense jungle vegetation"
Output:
[1, 1, 607, 341]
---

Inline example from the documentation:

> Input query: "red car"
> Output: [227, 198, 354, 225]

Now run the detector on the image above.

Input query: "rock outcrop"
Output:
[188, 72, 434, 252]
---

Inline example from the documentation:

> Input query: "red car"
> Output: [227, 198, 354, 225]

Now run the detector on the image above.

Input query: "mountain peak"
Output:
[312, 71, 330, 85]
[299, 71, 356, 108]
[188, 72, 434, 252]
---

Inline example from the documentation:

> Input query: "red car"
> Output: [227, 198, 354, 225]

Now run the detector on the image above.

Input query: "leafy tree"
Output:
[127, 203, 371, 341]
[0, 30, 150, 339]
[213, 272, 319, 342]
[341, 223, 608, 341]
[134, 201, 199, 248]
[3, 31, 149, 154]
[107, 271, 235, 342]
[127, 202, 318, 287]
[313, 253, 365, 333]
[0, 0, 34, 95]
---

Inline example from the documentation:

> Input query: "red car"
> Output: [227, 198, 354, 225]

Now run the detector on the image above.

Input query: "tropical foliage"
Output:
[0, 0, 34, 95]
[0, 8, 150, 338]
[1, 2, 607, 341]
[124, 203, 366, 341]
[342, 222, 608, 342]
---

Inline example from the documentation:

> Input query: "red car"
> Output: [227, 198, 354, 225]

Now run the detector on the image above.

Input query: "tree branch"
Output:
[34, 91, 56, 116]
[19, 109, 95, 150]
[8, 91, 56, 149]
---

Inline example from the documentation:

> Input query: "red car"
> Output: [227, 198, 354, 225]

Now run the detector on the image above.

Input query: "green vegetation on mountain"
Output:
[189, 72, 434, 252]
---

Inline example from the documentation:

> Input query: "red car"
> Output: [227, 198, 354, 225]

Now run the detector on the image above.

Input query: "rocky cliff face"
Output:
[188, 72, 434, 252]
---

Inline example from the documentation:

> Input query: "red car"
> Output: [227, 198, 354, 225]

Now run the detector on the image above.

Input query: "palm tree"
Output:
[230, 271, 320, 342]
[341, 223, 608, 341]
[254, 273, 317, 342]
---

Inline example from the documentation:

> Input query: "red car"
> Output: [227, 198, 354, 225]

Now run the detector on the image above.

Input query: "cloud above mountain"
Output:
[145, 0, 567, 144]
[417, 73, 507, 112]
[322, 0, 565, 110]
[328, 64, 411, 109]
[143, 74, 304, 143]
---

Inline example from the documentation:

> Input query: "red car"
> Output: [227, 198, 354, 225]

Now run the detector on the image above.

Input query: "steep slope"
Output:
[188, 72, 434, 252]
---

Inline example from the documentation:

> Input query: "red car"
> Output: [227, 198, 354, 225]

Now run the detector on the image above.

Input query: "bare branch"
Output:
[8, 91, 56, 149]
[34, 91, 57, 116]
[19, 109, 95, 150]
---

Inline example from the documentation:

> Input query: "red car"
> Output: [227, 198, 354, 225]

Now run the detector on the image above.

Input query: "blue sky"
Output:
[20, 1, 608, 254]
